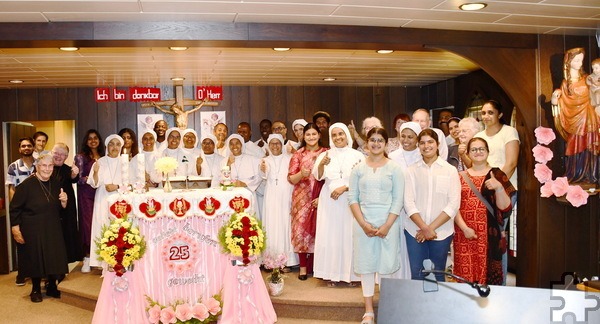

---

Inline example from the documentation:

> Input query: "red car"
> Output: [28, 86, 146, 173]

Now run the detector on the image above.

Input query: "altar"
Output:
[92, 187, 276, 324]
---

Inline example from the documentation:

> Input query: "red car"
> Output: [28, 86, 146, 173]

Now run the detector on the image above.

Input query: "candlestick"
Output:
[121, 154, 129, 186]
[137, 153, 145, 183]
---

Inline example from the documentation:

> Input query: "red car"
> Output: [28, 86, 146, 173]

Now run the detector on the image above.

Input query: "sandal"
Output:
[327, 281, 338, 288]
[361, 312, 375, 324]
[347, 281, 359, 287]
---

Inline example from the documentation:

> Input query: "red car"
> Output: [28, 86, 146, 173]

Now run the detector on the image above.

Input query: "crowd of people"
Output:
[6, 102, 519, 324]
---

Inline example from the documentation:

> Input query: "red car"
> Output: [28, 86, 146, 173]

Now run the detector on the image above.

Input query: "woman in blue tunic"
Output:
[348, 127, 404, 324]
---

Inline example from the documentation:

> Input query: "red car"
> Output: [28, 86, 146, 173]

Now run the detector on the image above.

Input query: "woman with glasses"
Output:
[404, 129, 460, 282]
[348, 127, 404, 324]
[454, 137, 515, 285]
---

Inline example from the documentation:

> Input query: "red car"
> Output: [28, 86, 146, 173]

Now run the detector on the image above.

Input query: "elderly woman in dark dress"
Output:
[10, 153, 69, 303]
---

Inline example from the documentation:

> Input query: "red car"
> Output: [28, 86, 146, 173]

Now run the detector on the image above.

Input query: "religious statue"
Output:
[551, 47, 600, 186]
[142, 85, 218, 129]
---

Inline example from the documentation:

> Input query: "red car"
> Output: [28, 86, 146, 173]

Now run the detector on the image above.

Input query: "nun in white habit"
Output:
[312, 122, 364, 285]
[87, 134, 124, 268]
[159, 127, 197, 176]
[198, 133, 225, 188]
[259, 134, 299, 268]
[129, 129, 162, 188]
[220, 134, 262, 218]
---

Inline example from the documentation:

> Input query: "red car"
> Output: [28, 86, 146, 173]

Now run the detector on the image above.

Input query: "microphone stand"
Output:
[421, 269, 491, 298]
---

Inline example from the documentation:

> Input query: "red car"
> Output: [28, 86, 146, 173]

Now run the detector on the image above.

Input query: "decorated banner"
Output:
[129, 87, 161, 102]
[196, 86, 223, 101]
[95, 88, 110, 102]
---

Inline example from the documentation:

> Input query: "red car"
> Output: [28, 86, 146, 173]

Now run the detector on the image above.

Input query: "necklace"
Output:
[232, 155, 244, 180]
[37, 176, 53, 202]
[272, 155, 284, 185]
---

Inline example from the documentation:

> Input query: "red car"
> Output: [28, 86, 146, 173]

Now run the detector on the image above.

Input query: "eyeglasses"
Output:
[368, 138, 385, 144]
[469, 147, 488, 153]
[273, 127, 286, 131]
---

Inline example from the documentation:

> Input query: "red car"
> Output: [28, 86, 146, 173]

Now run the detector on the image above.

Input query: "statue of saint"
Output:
[551, 47, 600, 185]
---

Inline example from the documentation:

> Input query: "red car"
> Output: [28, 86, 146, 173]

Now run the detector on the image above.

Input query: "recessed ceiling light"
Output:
[171, 77, 185, 81]
[273, 48, 291, 52]
[459, 3, 487, 11]
[169, 47, 189, 51]
[59, 47, 79, 52]
[323, 77, 336, 82]
[9, 80, 23, 84]
[377, 49, 394, 54]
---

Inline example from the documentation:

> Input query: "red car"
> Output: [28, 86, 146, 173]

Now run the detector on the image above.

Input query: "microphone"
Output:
[421, 259, 491, 298]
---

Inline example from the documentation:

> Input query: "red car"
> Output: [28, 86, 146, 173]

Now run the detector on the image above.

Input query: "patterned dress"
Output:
[454, 174, 488, 284]
[454, 168, 515, 285]
[288, 146, 327, 253]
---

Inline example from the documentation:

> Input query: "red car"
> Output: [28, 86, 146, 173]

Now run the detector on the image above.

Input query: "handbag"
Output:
[460, 171, 494, 215]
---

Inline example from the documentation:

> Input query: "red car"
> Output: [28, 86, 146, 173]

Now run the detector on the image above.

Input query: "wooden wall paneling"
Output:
[248, 86, 268, 139]
[286, 86, 305, 123]
[388, 86, 408, 116]
[405, 86, 422, 113]
[75, 88, 99, 145]
[0, 90, 18, 122]
[117, 99, 138, 132]
[57, 88, 78, 122]
[92, 98, 118, 141]
[229, 86, 250, 134]
[304, 86, 326, 123]
[217, 86, 233, 132]
[38, 88, 58, 121]
[17, 88, 39, 121]
[321, 87, 340, 123]
[564, 201, 598, 279]
[268, 86, 287, 124]
[373, 86, 390, 127]
[356, 87, 374, 122]
[338, 87, 356, 126]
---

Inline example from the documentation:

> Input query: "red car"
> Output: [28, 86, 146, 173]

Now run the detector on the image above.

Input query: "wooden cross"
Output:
[141, 84, 218, 129]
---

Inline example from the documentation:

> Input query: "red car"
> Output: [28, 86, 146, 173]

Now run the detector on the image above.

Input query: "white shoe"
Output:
[81, 257, 91, 273]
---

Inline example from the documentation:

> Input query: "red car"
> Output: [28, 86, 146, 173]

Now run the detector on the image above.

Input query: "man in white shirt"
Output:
[412, 108, 448, 160]
[237, 122, 265, 158]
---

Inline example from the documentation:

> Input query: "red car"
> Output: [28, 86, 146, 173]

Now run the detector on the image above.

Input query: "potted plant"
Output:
[262, 253, 288, 296]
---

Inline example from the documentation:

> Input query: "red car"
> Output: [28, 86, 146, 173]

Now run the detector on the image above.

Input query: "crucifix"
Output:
[141, 84, 219, 129]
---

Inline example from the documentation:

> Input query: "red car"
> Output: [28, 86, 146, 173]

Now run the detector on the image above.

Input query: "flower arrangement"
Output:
[155, 156, 179, 175]
[146, 295, 222, 324]
[218, 211, 265, 265]
[533, 126, 590, 207]
[262, 253, 288, 284]
[96, 215, 146, 276]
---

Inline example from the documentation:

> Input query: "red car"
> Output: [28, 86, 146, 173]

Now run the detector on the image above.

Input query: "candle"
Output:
[121, 154, 129, 185]
[137, 153, 145, 183]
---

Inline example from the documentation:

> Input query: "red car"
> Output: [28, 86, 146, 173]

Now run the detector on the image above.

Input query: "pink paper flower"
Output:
[147, 305, 162, 324]
[192, 303, 209, 321]
[540, 180, 554, 198]
[205, 297, 222, 315]
[532, 145, 554, 164]
[551, 177, 569, 197]
[160, 306, 177, 324]
[534, 126, 556, 145]
[175, 303, 194, 322]
[534, 163, 553, 183]
[565, 185, 589, 207]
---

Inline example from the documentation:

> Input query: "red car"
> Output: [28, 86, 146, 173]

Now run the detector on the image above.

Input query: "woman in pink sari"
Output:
[288, 123, 328, 280]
